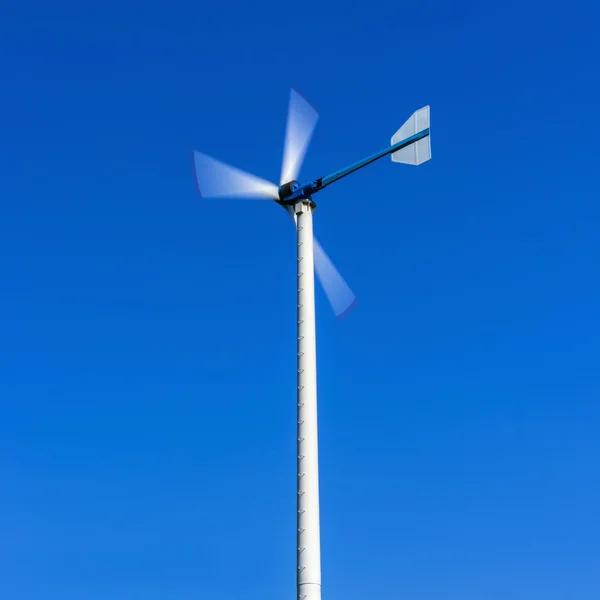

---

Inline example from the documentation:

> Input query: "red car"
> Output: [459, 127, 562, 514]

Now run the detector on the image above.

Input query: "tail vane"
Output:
[391, 106, 431, 166]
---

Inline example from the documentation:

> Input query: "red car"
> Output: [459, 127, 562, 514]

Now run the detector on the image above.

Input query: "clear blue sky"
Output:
[1, 1, 600, 599]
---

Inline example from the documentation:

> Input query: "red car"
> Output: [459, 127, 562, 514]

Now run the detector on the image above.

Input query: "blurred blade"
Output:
[282, 205, 356, 320]
[191, 151, 278, 199]
[313, 238, 357, 320]
[280, 88, 319, 185]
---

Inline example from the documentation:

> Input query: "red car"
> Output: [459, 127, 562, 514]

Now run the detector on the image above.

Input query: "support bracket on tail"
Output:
[277, 106, 431, 204]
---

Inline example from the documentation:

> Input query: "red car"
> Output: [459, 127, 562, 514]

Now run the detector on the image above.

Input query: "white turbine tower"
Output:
[192, 88, 431, 600]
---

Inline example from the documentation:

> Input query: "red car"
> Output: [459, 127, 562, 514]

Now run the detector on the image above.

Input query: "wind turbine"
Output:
[191, 88, 431, 600]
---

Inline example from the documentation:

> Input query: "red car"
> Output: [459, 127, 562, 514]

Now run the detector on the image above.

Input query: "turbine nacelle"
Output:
[277, 180, 300, 202]
[278, 179, 324, 205]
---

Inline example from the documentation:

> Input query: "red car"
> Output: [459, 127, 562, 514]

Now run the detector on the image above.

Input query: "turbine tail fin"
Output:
[391, 106, 431, 165]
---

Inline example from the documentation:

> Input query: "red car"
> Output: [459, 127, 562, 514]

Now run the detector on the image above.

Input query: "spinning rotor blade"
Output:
[313, 238, 357, 320]
[283, 205, 356, 319]
[280, 88, 319, 185]
[191, 151, 278, 200]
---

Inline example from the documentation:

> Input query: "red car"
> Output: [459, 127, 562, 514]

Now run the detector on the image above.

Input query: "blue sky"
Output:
[1, 1, 600, 598]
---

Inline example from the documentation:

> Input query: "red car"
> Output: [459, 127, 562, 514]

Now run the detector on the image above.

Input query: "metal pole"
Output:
[295, 199, 322, 600]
